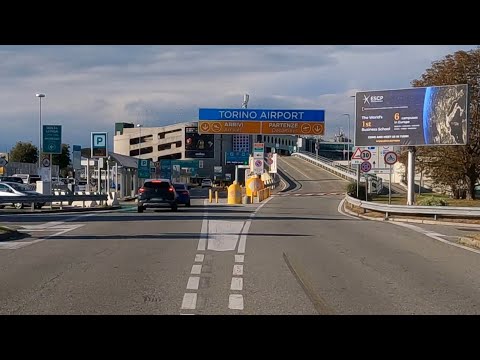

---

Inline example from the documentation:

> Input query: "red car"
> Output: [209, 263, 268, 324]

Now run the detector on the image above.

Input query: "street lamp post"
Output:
[136, 124, 142, 188]
[36, 93, 45, 169]
[343, 113, 351, 168]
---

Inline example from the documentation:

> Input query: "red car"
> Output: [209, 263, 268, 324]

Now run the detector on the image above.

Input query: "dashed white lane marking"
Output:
[230, 277, 243, 291]
[207, 220, 245, 251]
[228, 294, 244, 310]
[187, 277, 200, 290]
[195, 254, 205, 262]
[181, 293, 197, 310]
[237, 221, 251, 254]
[191, 264, 202, 275]
[233, 264, 243, 276]
[235, 255, 244, 263]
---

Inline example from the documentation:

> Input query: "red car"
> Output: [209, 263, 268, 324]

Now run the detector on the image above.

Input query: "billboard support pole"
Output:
[407, 147, 416, 205]
[235, 165, 239, 183]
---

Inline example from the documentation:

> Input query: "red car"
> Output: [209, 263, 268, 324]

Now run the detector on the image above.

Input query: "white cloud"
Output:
[0, 45, 477, 150]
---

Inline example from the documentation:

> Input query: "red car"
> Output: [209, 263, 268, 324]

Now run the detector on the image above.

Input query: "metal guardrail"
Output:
[0, 194, 108, 211]
[345, 194, 480, 219]
[291, 152, 357, 181]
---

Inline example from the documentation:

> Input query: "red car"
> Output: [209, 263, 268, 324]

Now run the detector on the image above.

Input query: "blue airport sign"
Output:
[199, 108, 325, 122]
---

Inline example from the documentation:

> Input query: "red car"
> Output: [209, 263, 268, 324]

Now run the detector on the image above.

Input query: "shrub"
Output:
[346, 182, 371, 200]
[417, 196, 448, 206]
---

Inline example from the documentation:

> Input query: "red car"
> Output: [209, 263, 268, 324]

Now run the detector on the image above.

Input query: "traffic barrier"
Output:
[209, 189, 213, 203]
[228, 182, 242, 204]
[215, 190, 219, 204]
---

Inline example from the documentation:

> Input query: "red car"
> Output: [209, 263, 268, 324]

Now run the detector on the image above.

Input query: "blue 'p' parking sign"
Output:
[91, 132, 108, 158]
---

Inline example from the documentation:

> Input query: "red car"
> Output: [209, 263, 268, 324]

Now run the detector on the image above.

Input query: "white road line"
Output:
[195, 254, 205, 262]
[228, 294, 244, 310]
[233, 264, 243, 276]
[186, 277, 200, 290]
[207, 220, 244, 251]
[230, 277, 243, 291]
[191, 264, 202, 275]
[197, 199, 208, 251]
[392, 221, 480, 255]
[337, 198, 361, 220]
[181, 293, 197, 310]
[235, 254, 244, 263]
[237, 221, 251, 254]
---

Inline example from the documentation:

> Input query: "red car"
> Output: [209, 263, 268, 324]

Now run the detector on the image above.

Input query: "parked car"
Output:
[12, 174, 41, 185]
[0, 176, 24, 184]
[173, 183, 191, 207]
[137, 179, 179, 213]
[0, 181, 45, 209]
[201, 178, 213, 188]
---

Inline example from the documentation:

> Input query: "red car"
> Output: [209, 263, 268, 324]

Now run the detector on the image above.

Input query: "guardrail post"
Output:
[385, 211, 389, 220]
[434, 214, 437, 221]
[31, 202, 35, 212]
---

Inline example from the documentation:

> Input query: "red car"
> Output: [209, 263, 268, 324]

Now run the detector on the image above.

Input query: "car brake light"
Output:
[169, 187, 174, 192]
[138, 188, 145, 194]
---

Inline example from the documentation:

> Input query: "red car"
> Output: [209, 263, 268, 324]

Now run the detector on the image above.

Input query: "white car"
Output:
[201, 179, 213, 188]
[0, 181, 45, 209]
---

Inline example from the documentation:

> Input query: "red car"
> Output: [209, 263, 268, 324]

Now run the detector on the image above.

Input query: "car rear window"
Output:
[144, 181, 171, 189]
[174, 184, 186, 190]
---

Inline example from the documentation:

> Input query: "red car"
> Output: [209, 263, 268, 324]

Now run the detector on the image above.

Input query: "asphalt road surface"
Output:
[1, 158, 480, 314]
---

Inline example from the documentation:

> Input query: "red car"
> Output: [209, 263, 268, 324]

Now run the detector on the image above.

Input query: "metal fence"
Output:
[4, 162, 60, 177]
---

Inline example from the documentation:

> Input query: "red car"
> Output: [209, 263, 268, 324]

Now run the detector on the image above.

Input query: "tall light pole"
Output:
[36, 93, 45, 169]
[137, 124, 143, 158]
[343, 113, 351, 168]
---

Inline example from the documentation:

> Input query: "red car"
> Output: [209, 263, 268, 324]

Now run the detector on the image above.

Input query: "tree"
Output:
[52, 144, 71, 177]
[9, 142, 38, 163]
[402, 47, 480, 199]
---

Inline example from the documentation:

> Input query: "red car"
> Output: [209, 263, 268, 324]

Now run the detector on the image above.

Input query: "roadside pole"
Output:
[407, 147, 415, 205]
[389, 164, 392, 205]
[357, 164, 360, 198]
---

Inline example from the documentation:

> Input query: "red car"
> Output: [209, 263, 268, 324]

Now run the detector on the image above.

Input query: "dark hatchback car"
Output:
[173, 183, 191, 207]
[137, 179, 179, 213]
[0, 176, 24, 184]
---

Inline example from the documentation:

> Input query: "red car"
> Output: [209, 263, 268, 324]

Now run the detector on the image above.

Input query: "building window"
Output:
[129, 146, 153, 157]
[158, 143, 172, 151]
[174, 141, 182, 148]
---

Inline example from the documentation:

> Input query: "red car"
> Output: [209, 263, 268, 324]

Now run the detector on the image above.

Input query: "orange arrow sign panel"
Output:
[198, 121, 262, 134]
[261, 122, 325, 135]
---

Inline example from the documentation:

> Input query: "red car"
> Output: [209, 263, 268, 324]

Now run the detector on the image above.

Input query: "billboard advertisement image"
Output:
[185, 126, 214, 158]
[355, 84, 468, 146]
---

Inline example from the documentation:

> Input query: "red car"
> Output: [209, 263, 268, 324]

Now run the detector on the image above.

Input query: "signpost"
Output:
[138, 159, 151, 179]
[254, 159, 263, 175]
[198, 108, 325, 136]
[384, 151, 398, 204]
[42, 125, 62, 187]
[270, 153, 278, 174]
[91, 132, 108, 158]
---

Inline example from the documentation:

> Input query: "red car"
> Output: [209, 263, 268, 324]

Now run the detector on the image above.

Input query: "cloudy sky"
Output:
[0, 45, 477, 152]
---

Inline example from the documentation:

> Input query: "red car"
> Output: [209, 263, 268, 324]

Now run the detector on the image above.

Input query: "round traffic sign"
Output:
[384, 151, 398, 165]
[255, 160, 262, 167]
[360, 161, 371, 173]
[42, 157, 50, 167]
[360, 150, 371, 161]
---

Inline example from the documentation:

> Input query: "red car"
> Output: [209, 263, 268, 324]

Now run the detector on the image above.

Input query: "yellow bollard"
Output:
[215, 190, 219, 203]
[228, 181, 242, 204]
[209, 189, 212, 203]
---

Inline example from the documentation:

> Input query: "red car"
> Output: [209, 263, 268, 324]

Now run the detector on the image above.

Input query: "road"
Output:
[1, 158, 480, 314]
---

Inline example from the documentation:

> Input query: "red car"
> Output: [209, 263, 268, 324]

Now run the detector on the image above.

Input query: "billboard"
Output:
[185, 126, 214, 158]
[355, 84, 468, 146]
[198, 108, 325, 136]
[226, 151, 249, 165]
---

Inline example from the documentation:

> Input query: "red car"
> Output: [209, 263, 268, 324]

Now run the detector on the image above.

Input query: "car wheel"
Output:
[186, 201, 191, 207]
[0, 205, 4, 209]
[138, 206, 144, 213]
[14, 203, 23, 210]
[171, 204, 178, 211]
